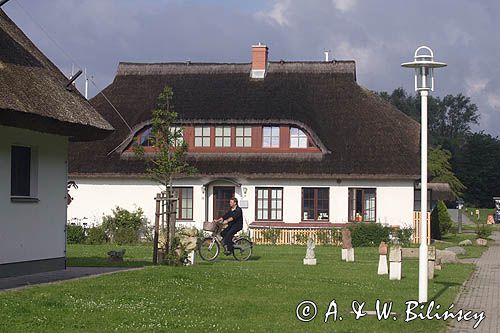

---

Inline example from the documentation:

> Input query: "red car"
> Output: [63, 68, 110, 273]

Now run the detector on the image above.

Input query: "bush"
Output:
[475, 222, 492, 239]
[261, 228, 281, 245]
[348, 222, 391, 247]
[294, 233, 309, 245]
[102, 206, 149, 245]
[317, 228, 341, 245]
[86, 226, 108, 245]
[67, 225, 85, 244]
[431, 200, 453, 240]
[393, 226, 413, 247]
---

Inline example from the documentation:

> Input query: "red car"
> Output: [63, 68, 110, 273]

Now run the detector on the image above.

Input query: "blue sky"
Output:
[3, 0, 499, 136]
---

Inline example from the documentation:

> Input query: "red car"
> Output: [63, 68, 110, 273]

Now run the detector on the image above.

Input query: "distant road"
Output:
[448, 209, 473, 225]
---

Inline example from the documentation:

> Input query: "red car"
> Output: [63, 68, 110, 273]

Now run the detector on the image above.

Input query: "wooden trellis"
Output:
[153, 191, 178, 264]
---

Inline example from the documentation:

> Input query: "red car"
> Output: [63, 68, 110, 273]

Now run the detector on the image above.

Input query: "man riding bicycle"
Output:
[215, 197, 243, 255]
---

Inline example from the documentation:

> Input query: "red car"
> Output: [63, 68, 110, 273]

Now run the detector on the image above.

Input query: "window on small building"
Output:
[302, 188, 329, 221]
[174, 187, 193, 220]
[11, 146, 35, 197]
[235, 126, 252, 147]
[256, 188, 283, 220]
[263, 126, 280, 148]
[348, 188, 376, 222]
[140, 127, 153, 146]
[215, 126, 231, 147]
[194, 126, 211, 147]
[290, 127, 308, 148]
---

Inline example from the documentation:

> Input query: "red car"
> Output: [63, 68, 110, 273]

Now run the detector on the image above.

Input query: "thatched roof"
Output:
[69, 59, 420, 178]
[0, 10, 113, 141]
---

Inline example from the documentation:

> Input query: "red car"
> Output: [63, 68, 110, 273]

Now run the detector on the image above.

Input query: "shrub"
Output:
[294, 233, 309, 245]
[86, 226, 108, 245]
[316, 228, 341, 245]
[348, 222, 391, 247]
[393, 226, 413, 247]
[475, 222, 492, 239]
[431, 200, 453, 240]
[67, 225, 85, 244]
[261, 228, 281, 245]
[102, 206, 149, 245]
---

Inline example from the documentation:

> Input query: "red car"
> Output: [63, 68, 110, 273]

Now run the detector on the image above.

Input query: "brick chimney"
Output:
[251, 43, 268, 79]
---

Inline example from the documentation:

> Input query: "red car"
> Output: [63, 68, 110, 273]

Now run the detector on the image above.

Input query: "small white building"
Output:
[0, 10, 113, 277]
[68, 44, 421, 239]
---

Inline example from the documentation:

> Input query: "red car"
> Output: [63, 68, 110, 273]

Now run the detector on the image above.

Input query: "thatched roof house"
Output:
[0, 9, 112, 277]
[0, 9, 113, 141]
[69, 48, 420, 178]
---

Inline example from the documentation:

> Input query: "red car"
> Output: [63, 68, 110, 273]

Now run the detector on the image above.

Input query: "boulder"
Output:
[476, 238, 488, 246]
[445, 246, 467, 256]
[436, 250, 458, 264]
[458, 239, 473, 246]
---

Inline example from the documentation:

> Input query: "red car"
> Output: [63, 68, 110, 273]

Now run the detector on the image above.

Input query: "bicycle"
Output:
[198, 221, 253, 261]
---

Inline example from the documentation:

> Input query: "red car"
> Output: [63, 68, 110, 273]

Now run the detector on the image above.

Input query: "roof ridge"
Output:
[116, 60, 356, 77]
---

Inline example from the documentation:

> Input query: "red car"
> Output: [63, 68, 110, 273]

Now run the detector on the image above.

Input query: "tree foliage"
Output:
[134, 86, 195, 191]
[428, 146, 465, 198]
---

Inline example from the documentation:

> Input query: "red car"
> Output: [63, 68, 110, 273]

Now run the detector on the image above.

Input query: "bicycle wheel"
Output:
[233, 238, 253, 261]
[198, 237, 220, 261]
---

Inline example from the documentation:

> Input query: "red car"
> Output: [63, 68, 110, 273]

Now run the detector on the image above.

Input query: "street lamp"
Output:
[457, 198, 464, 234]
[402, 46, 447, 303]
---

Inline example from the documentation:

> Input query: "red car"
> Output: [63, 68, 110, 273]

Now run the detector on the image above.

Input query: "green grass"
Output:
[1, 245, 474, 332]
[463, 207, 495, 224]
[434, 233, 489, 258]
[66, 244, 153, 267]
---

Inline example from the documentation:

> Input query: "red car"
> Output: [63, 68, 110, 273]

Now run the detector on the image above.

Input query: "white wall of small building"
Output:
[0, 125, 68, 265]
[68, 176, 414, 229]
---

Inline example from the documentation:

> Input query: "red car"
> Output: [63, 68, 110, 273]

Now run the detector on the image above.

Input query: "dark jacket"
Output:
[223, 206, 243, 229]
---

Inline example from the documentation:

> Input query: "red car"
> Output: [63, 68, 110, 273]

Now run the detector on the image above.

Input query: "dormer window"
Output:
[290, 127, 308, 148]
[263, 126, 280, 148]
[195, 126, 211, 147]
[236, 126, 252, 147]
[140, 127, 153, 146]
[215, 126, 231, 147]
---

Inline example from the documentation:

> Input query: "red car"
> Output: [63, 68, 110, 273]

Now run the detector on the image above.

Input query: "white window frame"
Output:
[290, 127, 308, 148]
[263, 126, 280, 148]
[235, 126, 252, 147]
[194, 126, 211, 147]
[215, 126, 231, 147]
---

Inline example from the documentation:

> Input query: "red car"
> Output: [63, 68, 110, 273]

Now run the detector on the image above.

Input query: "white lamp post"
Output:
[402, 46, 446, 303]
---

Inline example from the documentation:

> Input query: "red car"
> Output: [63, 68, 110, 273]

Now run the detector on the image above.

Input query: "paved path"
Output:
[448, 232, 500, 332]
[0, 267, 138, 291]
[448, 209, 474, 225]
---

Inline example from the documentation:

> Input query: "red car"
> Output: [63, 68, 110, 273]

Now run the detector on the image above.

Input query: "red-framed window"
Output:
[174, 187, 193, 220]
[302, 188, 329, 221]
[256, 187, 283, 220]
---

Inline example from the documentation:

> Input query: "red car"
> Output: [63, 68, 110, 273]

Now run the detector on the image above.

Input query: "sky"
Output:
[3, 0, 499, 136]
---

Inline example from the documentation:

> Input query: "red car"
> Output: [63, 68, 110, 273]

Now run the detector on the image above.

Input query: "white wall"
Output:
[0, 125, 68, 264]
[68, 176, 414, 229]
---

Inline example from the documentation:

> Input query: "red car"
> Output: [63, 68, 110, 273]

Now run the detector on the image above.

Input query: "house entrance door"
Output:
[213, 186, 235, 220]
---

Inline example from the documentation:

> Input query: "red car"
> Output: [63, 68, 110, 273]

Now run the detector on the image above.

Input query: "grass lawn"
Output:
[463, 207, 495, 224]
[435, 233, 490, 258]
[1, 245, 474, 332]
[66, 244, 153, 267]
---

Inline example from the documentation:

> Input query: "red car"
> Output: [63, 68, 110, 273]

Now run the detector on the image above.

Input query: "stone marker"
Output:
[389, 245, 402, 280]
[187, 251, 195, 265]
[436, 249, 458, 264]
[342, 228, 355, 262]
[428, 246, 436, 279]
[304, 238, 317, 265]
[445, 246, 467, 256]
[476, 238, 487, 246]
[378, 241, 388, 275]
[458, 239, 472, 246]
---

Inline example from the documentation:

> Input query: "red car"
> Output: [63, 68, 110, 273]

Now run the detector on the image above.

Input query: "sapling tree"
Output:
[134, 86, 195, 259]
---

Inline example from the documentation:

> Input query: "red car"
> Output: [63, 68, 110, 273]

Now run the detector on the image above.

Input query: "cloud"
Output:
[3, 0, 500, 136]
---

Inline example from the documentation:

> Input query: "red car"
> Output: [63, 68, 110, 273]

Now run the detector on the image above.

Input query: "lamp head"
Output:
[401, 46, 447, 92]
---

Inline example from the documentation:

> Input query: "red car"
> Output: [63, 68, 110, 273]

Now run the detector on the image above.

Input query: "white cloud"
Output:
[332, 0, 357, 12]
[465, 77, 488, 96]
[256, 0, 290, 26]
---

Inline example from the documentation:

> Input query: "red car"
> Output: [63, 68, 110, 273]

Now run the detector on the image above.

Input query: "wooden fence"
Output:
[250, 211, 431, 245]
[251, 227, 342, 245]
[412, 211, 431, 245]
